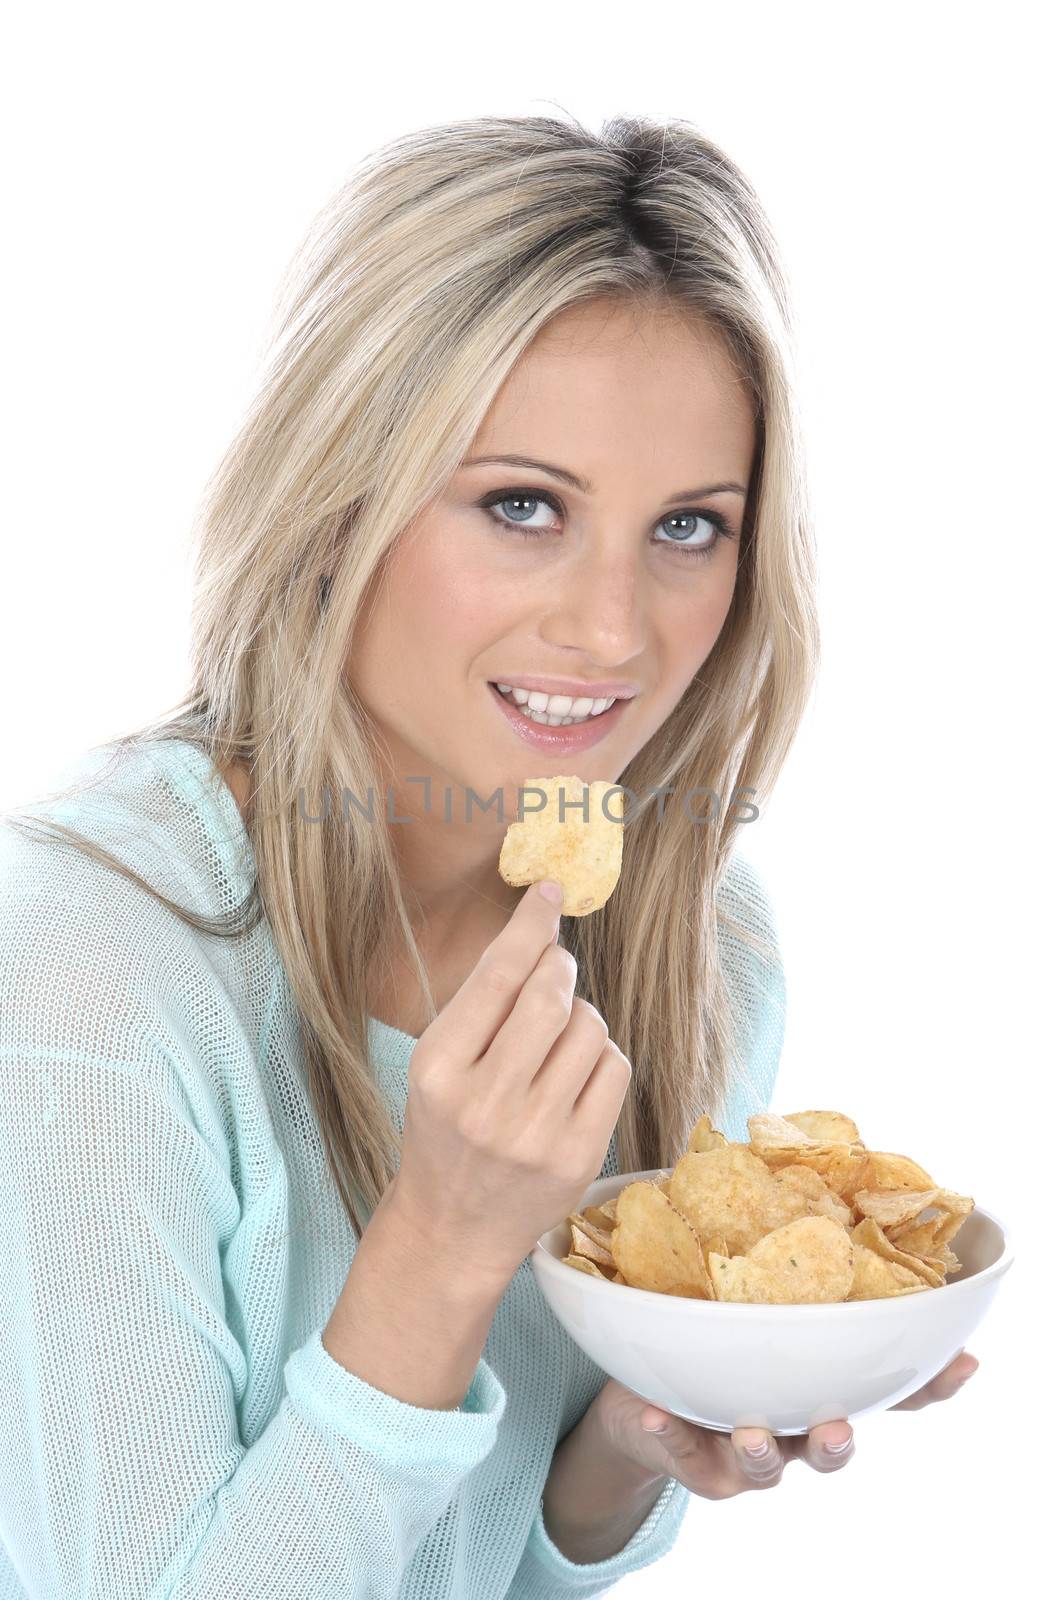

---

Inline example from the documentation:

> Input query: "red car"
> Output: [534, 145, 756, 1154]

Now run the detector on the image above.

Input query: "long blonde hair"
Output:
[3, 111, 817, 1242]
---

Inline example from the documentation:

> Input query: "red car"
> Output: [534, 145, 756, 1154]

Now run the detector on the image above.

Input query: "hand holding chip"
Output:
[391, 878, 633, 1291]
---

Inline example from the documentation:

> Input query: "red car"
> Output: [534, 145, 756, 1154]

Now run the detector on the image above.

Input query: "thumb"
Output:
[640, 1407, 670, 1434]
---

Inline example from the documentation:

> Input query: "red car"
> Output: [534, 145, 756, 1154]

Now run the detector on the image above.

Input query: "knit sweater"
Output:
[0, 736, 786, 1599]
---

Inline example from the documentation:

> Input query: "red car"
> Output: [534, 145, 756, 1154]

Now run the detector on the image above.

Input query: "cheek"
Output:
[387, 532, 516, 660]
[668, 565, 737, 660]
[378, 540, 521, 684]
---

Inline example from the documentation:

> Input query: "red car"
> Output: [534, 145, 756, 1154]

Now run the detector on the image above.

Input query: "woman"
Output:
[0, 111, 976, 1598]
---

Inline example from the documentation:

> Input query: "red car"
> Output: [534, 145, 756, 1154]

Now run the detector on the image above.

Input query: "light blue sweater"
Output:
[0, 737, 785, 1598]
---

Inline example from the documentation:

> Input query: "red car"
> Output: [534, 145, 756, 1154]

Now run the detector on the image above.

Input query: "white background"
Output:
[2, 2, 1044, 1593]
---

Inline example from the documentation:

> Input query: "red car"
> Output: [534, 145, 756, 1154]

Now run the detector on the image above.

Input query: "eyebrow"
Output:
[461, 453, 747, 505]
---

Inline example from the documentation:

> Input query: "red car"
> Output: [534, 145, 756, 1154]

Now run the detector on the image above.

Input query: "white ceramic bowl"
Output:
[530, 1169, 1013, 1435]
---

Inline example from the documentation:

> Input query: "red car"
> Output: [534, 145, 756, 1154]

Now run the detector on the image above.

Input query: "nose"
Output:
[537, 544, 647, 668]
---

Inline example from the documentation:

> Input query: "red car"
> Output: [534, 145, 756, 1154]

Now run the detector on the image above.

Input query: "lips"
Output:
[487, 679, 629, 751]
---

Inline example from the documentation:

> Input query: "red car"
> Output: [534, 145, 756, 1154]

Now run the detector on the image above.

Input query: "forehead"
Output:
[473, 298, 754, 470]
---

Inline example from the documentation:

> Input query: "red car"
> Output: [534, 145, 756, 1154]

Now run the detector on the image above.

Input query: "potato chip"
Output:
[611, 1180, 714, 1299]
[889, 1189, 974, 1253]
[578, 1205, 615, 1238]
[668, 1146, 778, 1255]
[850, 1216, 945, 1288]
[853, 1150, 938, 1193]
[774, 1164, 853, 1227]
[667, 1145, 813, 1256]
[783, 1110, 864, 1144]
[708, 1215, 855, 1305]
[745, 1115, 849, 1182]
[846, 1241, 929, 1300]
[747, 1110, 844, 1155]
[567, 1221, 615, 1269]
[562, 1252, 608, 1279]
[498, 776, 624, 916]
[853, 1186, 948, 1231]
[798, 1144, 872, 1201]
[558, 1105, 975, 1304]
[703, 1235, 729, 1277]
[685, 1113, 728, 1154]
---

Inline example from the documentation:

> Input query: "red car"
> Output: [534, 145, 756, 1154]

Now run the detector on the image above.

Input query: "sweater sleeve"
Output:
[506, 1476, 690, 1597]
[0, 881, 505, 1599]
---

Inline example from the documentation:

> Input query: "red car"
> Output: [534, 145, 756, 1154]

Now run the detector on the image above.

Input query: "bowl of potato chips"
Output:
[530, 1108, 1012, 1436]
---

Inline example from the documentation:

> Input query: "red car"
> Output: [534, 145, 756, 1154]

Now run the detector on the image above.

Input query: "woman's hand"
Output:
[393, 879, 633, 1294]
[592, 1350, 979, 1495]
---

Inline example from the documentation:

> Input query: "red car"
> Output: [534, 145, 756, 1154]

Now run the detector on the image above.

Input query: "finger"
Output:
[569, 1038, 633, 1137]
[803, 1421, 855, 1469]
[889, 1351, 979, 1411]
[731, 1427, 785, 1485]
[483, 941, 585, 1095]
[426, 879, 562, 1062]
[531, 997, 610, 1108]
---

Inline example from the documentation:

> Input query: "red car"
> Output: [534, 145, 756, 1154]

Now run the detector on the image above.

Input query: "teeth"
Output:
[494, 684, 617, 726]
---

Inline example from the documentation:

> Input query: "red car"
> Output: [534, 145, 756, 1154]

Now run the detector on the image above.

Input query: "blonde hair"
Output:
[4, 111, 817, 1242]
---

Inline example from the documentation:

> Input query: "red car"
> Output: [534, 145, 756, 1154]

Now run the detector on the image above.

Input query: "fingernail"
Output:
[537, 880, 562, 905]
[825, 1436, 853, 1454]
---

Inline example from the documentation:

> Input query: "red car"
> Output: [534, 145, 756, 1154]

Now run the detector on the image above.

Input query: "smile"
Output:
[487, 681, 629, 751]
[491, 684, 619, 727]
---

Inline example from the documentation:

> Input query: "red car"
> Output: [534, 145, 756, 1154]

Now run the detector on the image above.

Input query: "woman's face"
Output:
[347, 296, 755, 850]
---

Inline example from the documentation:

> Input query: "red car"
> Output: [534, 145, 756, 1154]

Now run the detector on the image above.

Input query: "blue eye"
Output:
[482, 492, 559, 533]
[654, 510, 729, 555]
[476, 487, 735, 559]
